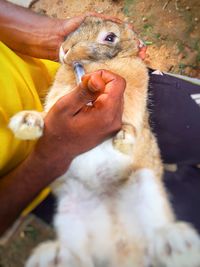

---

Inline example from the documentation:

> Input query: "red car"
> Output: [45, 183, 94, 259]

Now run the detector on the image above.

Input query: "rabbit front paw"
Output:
[112, 123, 136, 155]
[151, 222, 200, 267]
[9, 111, 44, 140]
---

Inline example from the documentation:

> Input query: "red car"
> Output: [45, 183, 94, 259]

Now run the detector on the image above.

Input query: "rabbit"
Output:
[9, 17, 200, 267]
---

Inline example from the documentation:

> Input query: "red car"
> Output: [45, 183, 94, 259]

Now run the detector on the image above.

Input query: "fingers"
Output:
[55, 86, 96, 116]
[54, 72, 106, 115]
[93, 69, 126, 97]
[61, 15, 86, 36]
[83, 70, 125, 127]
[81, 72, 105, 92]
[81, 70, 126, 107]
[91, 70, 125, 131]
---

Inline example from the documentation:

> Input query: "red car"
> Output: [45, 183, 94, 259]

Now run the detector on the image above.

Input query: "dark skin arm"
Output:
[0, 1, 125, 235]
[0, 70, 126, 236]
[0, 0, 86, 60]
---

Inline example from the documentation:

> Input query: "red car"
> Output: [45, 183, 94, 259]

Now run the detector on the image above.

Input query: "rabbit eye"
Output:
[104, 33, 117, 43]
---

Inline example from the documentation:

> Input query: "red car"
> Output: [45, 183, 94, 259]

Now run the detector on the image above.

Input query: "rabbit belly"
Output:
[53, 176, 149, 267]
[51, 140, 147, 266]
[53, 168, 172, 267]
[52, 139, 133, 196]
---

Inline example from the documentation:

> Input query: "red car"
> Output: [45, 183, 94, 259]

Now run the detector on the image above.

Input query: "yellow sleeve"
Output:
[0, 42, 60, 215]
[0, 41, 60, 176]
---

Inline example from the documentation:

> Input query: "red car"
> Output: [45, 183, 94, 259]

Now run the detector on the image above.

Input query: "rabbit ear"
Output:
[138, 45, 147, 60]
[137, 40, 147, 60]
[123, 25, 147, 60]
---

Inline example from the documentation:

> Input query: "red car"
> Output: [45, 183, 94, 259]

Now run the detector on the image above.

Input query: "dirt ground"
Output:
[0, 215, 55, 267]
[32, 0, 200, 77]
[1, 1, 199, 267]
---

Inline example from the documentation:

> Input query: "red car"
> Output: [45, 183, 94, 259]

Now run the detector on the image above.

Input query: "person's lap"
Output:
[149, 70, 200, 232]
[164, 165, 200, 233]
[148, 69, 200, 165]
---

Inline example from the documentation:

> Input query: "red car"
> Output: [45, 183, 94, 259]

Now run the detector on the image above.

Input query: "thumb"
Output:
[61, 15, 86, 37]
[55, 80, 101, 115]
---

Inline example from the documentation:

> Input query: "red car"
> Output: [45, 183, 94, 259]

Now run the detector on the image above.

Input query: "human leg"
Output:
[148, 69, 200, 165]
[148, 70, 200, 232]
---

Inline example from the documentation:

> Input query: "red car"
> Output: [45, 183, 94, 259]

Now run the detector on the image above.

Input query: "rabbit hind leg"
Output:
[25, 240, 93, 267]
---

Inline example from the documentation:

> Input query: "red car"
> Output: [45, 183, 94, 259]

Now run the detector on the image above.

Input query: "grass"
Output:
[123, 0, 136, 16]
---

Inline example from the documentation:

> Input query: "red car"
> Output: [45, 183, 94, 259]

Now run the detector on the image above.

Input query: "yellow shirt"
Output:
[0, 41, 60, 176]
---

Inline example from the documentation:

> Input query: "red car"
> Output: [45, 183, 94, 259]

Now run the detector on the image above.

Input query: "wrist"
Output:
[31, 139, 74, 180]
[30, 17, 65, 60]
[18, 17, 65, 60]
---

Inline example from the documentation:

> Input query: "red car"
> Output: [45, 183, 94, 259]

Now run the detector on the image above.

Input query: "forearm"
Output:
[0, 0, 64, 60]
[0, 69, 125, 236]
[0, 149, 72, 235]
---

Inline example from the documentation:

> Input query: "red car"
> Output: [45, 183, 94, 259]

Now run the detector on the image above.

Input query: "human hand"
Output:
[34, 70, 126, 176]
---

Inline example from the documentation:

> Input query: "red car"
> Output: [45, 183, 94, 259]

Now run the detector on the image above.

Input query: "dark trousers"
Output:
[148, 70, 200, 233]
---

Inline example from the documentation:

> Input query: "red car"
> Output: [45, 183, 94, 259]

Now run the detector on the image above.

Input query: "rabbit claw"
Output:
[113, 123, 136, 155]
